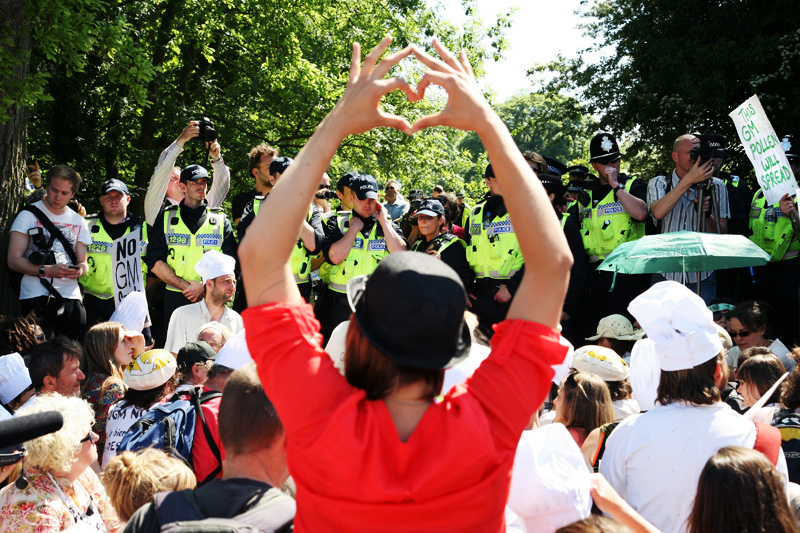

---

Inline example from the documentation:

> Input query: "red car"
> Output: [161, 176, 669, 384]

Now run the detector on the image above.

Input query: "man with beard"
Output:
[319, 174, 406, 340]
[164, 250, 243, 356]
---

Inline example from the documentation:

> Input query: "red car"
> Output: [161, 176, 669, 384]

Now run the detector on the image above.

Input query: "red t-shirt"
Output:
[244, 302, 566, 532]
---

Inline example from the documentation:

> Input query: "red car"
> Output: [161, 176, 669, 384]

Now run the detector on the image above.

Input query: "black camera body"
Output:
[689, 135, 725, 166]
[197, 117, 217, 143]
[316, 190, 338, 200]
[28, 228, 56, 266]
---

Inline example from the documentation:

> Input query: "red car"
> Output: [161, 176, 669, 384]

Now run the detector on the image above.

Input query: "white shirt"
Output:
[10, 200, 92, 300]
[102, 401, 151, 468]
[600, 401, 787, 533]
[726, 338, 793, 371]
[165, 299, 243, 354]
[612, 397, 641, 422]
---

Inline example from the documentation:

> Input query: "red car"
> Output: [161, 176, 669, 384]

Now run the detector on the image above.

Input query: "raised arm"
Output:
[412, 40, 572, 329]
[144, 121, 198, 226]
[239, 38, 416, 306]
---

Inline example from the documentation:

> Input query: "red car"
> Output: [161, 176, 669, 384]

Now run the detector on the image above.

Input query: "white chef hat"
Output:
[195, 250, 236, 283]
[0, 353, 32, 405]
[629, 339, 661, 412]
[628, 281, 722, 371]
[551, 337, 575, 386]
[110, 291, 152, 332]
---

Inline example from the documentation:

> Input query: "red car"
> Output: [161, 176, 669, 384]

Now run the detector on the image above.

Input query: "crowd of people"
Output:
[1, 37, 800, 532]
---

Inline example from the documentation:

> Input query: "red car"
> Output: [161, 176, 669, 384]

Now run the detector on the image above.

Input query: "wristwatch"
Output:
[39, 265, 45, 276]
[613, 184, 624, 197]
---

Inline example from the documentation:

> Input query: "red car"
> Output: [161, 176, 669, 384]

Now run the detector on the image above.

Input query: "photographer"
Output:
[647, 134, 730, 301]
[143, 120, 231, 227]
[7, 165, 92, 340]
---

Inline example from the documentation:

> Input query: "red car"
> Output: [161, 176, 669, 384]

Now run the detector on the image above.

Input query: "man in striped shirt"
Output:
[647, 134, 730, 302]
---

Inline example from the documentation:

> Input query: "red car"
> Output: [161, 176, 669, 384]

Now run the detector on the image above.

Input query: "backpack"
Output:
[118, 387, 223, 483]
[155, 486, 295, 533]
[772, 408, 800, 483]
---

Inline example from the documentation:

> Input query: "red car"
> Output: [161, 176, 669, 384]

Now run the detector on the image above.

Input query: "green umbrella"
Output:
[597, 231, 770, 288]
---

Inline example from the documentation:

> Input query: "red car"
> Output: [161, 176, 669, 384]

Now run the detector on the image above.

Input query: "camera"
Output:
[316, 190, 338, 200]
[28, 228, 56, 265]
[197, 117, 217, 143]
[689, 135, 725, 165]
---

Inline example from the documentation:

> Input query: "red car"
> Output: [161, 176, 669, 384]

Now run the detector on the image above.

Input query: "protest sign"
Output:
[729, 95, 797, 205]
[112, 228, 146, 306]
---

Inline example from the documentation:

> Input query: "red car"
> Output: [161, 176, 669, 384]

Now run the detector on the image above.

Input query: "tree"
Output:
[534, 0, 800, 182]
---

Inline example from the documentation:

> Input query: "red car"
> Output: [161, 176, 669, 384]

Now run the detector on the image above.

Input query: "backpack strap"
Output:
[754, 421, 782, 466]
[233, 488, 296, 533]
[155, 490, 205, 525]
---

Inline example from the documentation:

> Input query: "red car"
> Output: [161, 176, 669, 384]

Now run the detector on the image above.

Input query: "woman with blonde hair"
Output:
[81, 321, 144, 455]
[0, 394, 120, 532]
[103, 449, 195, 522]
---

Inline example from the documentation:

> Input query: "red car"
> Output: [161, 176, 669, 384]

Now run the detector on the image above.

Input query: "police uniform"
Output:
[412, 232, 473, 290]
[318, 212, 403, 340]
[749, 189, 800, 345]
[145, 201, 238, 331]
[80, 214, 148, 328]
[464, 195, 523, 337]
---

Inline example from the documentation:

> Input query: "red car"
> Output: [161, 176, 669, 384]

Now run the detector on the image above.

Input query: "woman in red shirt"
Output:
[239, 37, 573, 532]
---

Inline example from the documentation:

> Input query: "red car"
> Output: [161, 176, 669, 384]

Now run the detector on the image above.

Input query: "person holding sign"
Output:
[647, 134, 731, 303]
[80, 179, 148, 332]
[748, 135, 800, 346]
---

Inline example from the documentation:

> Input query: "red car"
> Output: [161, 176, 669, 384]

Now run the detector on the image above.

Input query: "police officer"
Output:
[319, 174, 406, 341]
[146, 164, 237, 330]
[463, 163, 524, 338]
[411, 199, 472, 289]
[238, 157, 324, 303]
[80, 179, 148, 331]
[573, 132, 649, 343]
[748, 134, 800, 345]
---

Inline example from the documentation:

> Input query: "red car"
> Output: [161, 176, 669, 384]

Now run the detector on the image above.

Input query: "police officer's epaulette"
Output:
[618, 173, 631, 185]
[208, 207, 225, 214]
[254, 195, 266, 201]
[441, 232, 458, 242]
[164, 204, 180, 212]
[86, 213, 100, 220]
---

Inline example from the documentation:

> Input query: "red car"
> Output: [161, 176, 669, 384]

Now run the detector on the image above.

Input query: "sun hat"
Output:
[586, 314, 644, 341]
[123, 349, 177, 391]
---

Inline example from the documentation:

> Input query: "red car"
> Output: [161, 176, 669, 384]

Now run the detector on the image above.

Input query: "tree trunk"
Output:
[0, 0, 31, 315]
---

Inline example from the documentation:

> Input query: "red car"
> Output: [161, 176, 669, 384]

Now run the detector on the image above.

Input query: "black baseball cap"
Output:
[416, 199, 445, 217]
[337, 172, 359, 193]
[177, 341, 217, 368]
[101, 178, 129, 196]
[180, 164, 211, 183]
[346, 252, 471, 370]
[350, 174, 379, 200]
[782, 135, 798, 161]
[590, 132, 623, 164]
[269, 156, 293, 175]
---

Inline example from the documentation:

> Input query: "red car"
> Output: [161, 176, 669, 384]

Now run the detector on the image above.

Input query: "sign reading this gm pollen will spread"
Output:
[729, 95, 797, 205]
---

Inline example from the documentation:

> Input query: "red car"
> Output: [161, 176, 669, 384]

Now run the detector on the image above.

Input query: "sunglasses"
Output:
[318, 184, 328, 190]
[713, 312, 732, 321]
[79, 431, 93, 444]
[730, 329, 751, 339]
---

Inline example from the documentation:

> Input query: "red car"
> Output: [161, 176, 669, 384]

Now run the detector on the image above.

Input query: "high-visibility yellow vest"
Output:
[252, 196, 315, 283]
[328, 214, 391, 293]
[80, 217, 148, 299]
[578, 179, 644, 261]
[465, 202, 523, 280]
[749, 190, 800, 261]
[164, 206, 226, 291]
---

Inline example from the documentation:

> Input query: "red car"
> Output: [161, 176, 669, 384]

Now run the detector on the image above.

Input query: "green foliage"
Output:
[533, 0, 800, 184]
[13, 0, 514, 216]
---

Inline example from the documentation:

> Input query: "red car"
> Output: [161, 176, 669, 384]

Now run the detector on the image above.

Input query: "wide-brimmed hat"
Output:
[346, 252, 471, 370]
[572, 345, 630, 381]
[586, 314, 644, 341]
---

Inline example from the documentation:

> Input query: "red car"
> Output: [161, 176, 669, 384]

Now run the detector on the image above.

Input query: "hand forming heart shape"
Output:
[325, 36, 496, 139]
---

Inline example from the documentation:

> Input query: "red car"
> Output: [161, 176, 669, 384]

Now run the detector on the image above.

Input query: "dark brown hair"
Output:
[657, 353, 722, 406]
[556, 515, 633, 533]
[558, 371, 614, 443]
[606, 378, 634, 402]
[46, 164, 82, 193]
[688, 446, 798, 533]
[738, 346, 773, 369]
[781, 348, 800, 410]
[219, 364, 283, 456]
[737, 353, 785, 404]
[28, 336, 81, 392]
[734, 300, 776, 339]
[344, 316, 444, 401]
[0, 312, 41, 356]
[120, 375, 177, 410]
